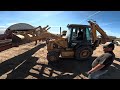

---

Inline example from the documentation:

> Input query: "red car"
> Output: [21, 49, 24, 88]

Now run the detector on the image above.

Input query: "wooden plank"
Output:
[0, 43, 12, 52]
[0, 39, 12, 44]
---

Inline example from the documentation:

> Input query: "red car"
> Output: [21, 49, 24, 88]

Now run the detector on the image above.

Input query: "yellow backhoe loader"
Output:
[12, 20, 112, 62]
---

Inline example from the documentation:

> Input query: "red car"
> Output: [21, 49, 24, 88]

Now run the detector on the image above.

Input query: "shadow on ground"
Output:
[101, 58, 120, 79]
[0, 43, 46, 79]
[29, 57, 96, 79]
[2, 46, 120, 79]
[0, 43, 96, 79]
[2, 51, 120, 79]
[32, 57, 120, 79]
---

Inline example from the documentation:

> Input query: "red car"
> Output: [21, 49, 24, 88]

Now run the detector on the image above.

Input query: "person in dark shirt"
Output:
[76, 29, 83, 40]
[87, 42, 115, 79]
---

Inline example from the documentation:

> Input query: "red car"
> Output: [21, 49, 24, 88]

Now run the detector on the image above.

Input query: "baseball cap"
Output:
[103, 42, 115, 50]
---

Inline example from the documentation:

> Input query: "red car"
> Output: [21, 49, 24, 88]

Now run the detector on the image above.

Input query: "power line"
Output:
[80, 11, 101, 23]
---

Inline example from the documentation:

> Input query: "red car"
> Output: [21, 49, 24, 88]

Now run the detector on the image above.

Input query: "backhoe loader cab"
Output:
[66, 24, 92, 48]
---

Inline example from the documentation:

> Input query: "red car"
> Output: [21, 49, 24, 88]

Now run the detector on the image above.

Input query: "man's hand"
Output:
[87, 64, 105, 74]
[87, 70, 93, 74]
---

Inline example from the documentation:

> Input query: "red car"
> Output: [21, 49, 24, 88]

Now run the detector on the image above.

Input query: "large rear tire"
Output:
[75, 46, 93, 61]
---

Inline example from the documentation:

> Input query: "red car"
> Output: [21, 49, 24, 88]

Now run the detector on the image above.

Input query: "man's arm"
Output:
[87, 64, 105, 74]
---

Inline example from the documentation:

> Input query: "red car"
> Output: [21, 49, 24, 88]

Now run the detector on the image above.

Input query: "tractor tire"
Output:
[75, 46, 93, 61]
[47, 51, 60, 62]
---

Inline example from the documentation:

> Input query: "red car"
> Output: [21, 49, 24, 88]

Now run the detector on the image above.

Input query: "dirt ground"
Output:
[0, 42, 120, 79]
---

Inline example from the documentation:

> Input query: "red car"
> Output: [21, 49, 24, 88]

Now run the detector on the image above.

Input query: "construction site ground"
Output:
[0, 41, 120, 79]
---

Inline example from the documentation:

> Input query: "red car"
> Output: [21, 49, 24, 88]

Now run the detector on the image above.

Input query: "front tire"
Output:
[75, 46, 93, 61]
[47, 51, 60, 62]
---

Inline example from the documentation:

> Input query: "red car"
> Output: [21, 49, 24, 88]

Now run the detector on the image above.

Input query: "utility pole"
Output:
[60, 27, 61, 36]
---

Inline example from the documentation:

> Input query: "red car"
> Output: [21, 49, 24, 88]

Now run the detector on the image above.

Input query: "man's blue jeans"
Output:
[88, 70, 108, 79]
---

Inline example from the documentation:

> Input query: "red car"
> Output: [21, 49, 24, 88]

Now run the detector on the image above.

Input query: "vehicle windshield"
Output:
[66, 28, 71, 42]
[86, 27, 91, 41]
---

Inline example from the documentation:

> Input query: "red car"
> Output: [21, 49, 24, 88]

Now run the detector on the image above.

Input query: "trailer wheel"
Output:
[75, 47, 93, 61]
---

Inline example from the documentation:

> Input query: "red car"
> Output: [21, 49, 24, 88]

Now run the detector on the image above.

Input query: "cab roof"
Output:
[67, 24, 90, 28]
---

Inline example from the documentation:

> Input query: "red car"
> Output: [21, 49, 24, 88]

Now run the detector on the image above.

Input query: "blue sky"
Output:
[0, 11, 120, 38]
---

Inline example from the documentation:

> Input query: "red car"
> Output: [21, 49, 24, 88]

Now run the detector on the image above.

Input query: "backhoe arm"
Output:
[88, 20, 111, 44]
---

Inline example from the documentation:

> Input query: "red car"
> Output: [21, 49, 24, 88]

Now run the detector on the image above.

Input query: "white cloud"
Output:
[40, 11, 64, 17]
[6, 23, 17, 26]
[100, 22, 120, 27]
[21, 11, 64, 17]
[21, 11, 64, 19]
[28, 11, 64, 24]
[0, 26, 5, 28]
[0, 29, 6, 34]
[0, 26, 6, 34]
[0, 25, 7, 30]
